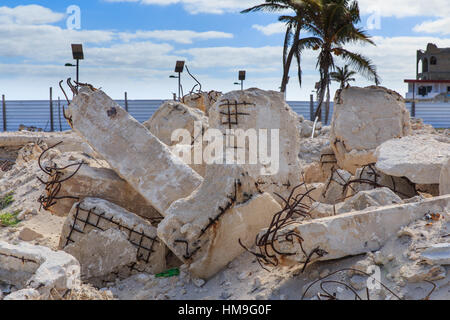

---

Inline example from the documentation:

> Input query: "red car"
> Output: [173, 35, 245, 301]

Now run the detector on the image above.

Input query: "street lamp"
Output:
[171, 61, 185, 101]
[65, 44, 84, 90]
[238, 70, 246, 91]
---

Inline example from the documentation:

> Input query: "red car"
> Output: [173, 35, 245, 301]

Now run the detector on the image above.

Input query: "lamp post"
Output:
[238, 70, 246, 91]
[66, 44, 84, 91]
[171, 61, 185, 101]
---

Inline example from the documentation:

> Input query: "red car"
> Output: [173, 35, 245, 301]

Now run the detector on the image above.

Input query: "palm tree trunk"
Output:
[280, 25, 300, 93]
[325, 83, 330, 124]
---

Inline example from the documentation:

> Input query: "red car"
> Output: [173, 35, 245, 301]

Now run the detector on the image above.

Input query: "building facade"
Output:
[405, 43, 450, 102]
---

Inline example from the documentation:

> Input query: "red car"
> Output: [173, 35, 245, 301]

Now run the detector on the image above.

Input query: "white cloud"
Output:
[104, 0, 261, 14]
[413, 18, 450, 35]
[118, 30, 233, 44]
[252, 22, 285, 36]
[0, 5, 64, 25]
[177, 46, 283, 68]
[358, 0, 450, 18]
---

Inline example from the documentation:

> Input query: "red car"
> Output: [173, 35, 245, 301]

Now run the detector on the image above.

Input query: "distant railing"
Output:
[0, 95, 449, 132]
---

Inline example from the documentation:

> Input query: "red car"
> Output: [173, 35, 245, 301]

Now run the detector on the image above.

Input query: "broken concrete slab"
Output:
[420, 243, 450, 266]
[337, 187, 403, 214]
[183, 91, 222, 115]
[3, 288, 41, 300]
[59, 198, 166, 281]
[375, 135, 450, 184]
[143, 100, 209, 147]
[65, 229, 138, 280]
[330, 86, 411, 174]
[0, 241, 81, 299]
[67, 86, 203, 215]
[261, 195, 450, 267]
[440, 157, 450, 196]
[0, 131, 96, 156]
[350, 165, 418, 200]
[319, 169, 352, 204]
[208, 88, 303, 202]
[157, 164, 282, 279]
[46, 162, 162, 221]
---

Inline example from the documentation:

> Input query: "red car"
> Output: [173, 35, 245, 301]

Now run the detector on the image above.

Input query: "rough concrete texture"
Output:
[375, 135, 450, 184]
[183, 91, 222, 115]
[3, 288, 41, 300]
[265, 195, 450, 267]
[0, 131, 96, 156]
[47, 162, 162, 221]
[330, 86, 411, 174]
[59, 198, 166, 280]
[420, 243, 450, 265]
[0, 241, 80, 299]
[143, 100, 209, 146]
[337, 187, 403, 214]
[158, 164, 282, 279]
[319, 169, 352, 204]
[65, 229, 138, 280]
[209, 88, 302, 202]
[67, 86, 203, 215]
[440, 157, 450, 195]
[350, 165, 417, 199]
[170, 144, 206, 177]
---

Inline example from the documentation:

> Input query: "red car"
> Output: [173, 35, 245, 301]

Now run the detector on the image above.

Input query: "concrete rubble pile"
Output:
[0, 83, 449, 300]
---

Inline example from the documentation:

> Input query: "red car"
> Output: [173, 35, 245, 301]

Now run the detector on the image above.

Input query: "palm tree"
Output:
[331, 65, 356, 89]
[303, 0, 380, 123]
[242, 0, 320, 93]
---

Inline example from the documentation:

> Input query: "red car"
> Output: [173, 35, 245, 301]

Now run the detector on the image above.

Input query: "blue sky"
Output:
[1, 0, 450, 100]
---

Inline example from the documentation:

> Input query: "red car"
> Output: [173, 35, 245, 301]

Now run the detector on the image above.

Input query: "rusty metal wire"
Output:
[341, 164, 418, 199]
[322, 164, 418, 203]
[64, 204, 159, 265]
[219, 99, 254, 129]
[239, 184, 328, 272]
[37, 142, 84, 210]
[0, 160, 14, 172]
[301, 268, 436, 300]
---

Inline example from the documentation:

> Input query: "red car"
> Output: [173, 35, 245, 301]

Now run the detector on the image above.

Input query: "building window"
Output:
[422, 58, 429, 72]
[447, 86, 450, 92]
[430, 56, 437, 65]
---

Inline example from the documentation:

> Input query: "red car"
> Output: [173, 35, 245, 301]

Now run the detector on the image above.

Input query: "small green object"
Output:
[155, 268, 180, 278]
[0, 210, 21, 227]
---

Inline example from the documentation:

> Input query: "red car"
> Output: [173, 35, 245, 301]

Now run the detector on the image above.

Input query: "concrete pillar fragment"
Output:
[67, 87, 203, 215]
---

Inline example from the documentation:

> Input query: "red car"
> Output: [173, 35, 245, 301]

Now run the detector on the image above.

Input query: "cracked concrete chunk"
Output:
[158, 165, 282, 279]
[0, 241, 80, 299]
[264, 195, 450, 267]
[420, 243, 450, 265]
[46, 163, 161, 220]
[183, 91, 222, 115]
[208, 88, 302, 202]
[319, 169, 352, 204]
[337, 187, 403, 214]
[350, 165, 417, 199]
[67, 87, 203, 215]
[59, 198, 166, 281]
[143, 101, 209, 147]
[330, 86, 411, 174]
[3, 288, 41, 300]
[65, 229, 138, 280]
[375, 135, 450, 184]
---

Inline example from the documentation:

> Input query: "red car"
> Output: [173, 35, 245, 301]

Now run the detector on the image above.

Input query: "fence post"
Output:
[309, 94, 314, 121]
[125, 92, 128, 112]
[58, 97, 62, 131]
[49, 87, 54, 132]
[411, 101, 416, 118]
[2, 95, 6, 132]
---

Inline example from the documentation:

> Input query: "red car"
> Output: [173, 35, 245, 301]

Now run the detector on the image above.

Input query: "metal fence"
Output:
[0, 98, 449, 132]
